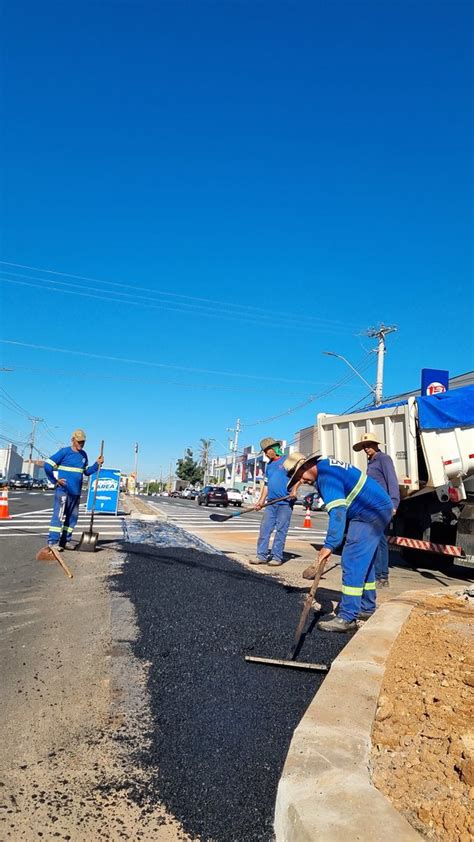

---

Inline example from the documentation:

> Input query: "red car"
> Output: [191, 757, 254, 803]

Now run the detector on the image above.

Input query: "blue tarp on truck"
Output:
[416, 385, 474, 431]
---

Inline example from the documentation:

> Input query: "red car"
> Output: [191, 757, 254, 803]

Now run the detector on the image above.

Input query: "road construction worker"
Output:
[353, 432, 400, 588]
[284, 452, 392, 632]
[251, 437, 294, 566]
[44, 429, 104, 550]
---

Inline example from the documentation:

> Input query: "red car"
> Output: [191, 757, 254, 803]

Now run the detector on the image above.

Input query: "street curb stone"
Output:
[274, 593, 424, 841]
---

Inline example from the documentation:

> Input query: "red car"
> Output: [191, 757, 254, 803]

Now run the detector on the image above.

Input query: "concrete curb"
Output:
[274, 592, 425, 841]
[124, 494, 168, 520]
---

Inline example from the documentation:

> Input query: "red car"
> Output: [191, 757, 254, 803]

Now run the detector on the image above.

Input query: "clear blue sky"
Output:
[1, 0, 472, 476]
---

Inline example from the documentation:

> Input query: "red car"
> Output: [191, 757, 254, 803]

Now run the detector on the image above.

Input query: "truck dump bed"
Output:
[318, 385, 474, 498]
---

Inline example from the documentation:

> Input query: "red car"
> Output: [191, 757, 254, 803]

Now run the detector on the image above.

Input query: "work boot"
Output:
[250, 557, 268, 565]
[376, 578, 390, 588]
[302, 563, 318, 580]
[267, 558, 283, 566]
[358, 610, 376, 621]
[317, 615, 357, 633]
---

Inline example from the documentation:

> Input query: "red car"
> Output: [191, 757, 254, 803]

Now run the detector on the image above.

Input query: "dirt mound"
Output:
[371, 592, 474, 841]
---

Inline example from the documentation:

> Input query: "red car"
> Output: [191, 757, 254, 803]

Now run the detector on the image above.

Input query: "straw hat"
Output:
[352, 432, 384, 452]
[72, 429, 87, 442]
[259, 437, 281, 453]
[283, 451, 321, 491]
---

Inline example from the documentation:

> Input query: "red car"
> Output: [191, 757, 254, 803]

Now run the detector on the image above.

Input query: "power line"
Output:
[241, 354, 374, 427]
[0, 273, 357, 336]
[0, 260, 360, 331]
[0, 339, 321, 386]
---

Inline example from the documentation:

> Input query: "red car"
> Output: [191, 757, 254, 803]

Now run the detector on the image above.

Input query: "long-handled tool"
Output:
[209, 494, 291, 522]
[36, 545, 74, 579]
[245, 555, 329, 671]
[76, 440, 104, 553]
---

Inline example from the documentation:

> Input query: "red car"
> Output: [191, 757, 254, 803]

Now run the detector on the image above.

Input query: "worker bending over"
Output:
[44, 429, 104, 550]
[284, 452, 392, 632]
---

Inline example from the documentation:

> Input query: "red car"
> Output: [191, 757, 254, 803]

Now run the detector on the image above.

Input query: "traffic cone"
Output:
[0, 488, 11, 519]
[303, 507, 312, 528]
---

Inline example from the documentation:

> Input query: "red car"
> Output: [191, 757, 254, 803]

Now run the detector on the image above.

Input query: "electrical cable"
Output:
[0, 260, 360, 331]
[0, 273, 356, 336]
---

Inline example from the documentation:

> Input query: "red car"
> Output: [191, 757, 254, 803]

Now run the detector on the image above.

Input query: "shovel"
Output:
[77, 440, 104, 553]
[209, 494, 291, 522]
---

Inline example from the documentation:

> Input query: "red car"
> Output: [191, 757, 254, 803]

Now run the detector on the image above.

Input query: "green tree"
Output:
[176, 448, 204, 485]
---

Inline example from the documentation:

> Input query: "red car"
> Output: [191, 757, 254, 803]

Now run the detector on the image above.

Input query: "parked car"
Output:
[303, 491, 325, 511]
[31, 477, 47, 489]
[187, 488, 200, 500]
[226, 488, 243, 507]
[170, 490, 181, 498]
[9, 473, 34, 489]
[197, 486, 229, 507]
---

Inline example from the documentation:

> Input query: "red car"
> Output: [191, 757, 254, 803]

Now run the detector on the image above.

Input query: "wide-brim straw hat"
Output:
[353, 432, 385, 452]
[284, 451, 321, 491]
[260, 437, 281, 453]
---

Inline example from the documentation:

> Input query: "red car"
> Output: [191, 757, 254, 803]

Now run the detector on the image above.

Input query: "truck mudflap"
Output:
[387, 535, 463, 557]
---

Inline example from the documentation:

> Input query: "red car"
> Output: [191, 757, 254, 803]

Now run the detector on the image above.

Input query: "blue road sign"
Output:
[86, 468, 121, 514]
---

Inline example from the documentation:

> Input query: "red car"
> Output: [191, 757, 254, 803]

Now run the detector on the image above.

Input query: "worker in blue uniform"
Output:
[44, 429, 104, 550]
[284, 452, 393, 632]
[251, 436, 294, 566]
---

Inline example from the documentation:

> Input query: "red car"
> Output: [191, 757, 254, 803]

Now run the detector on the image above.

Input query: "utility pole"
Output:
[26, 416, 43, 472]
[159, 465, 163, 491]
[168, 461, 173, 492]
[227, 418, 241, 487]
[366, 324, 397, 405]
[133, 442, 139, 495]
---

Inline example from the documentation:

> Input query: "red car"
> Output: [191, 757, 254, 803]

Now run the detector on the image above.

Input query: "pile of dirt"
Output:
[371, 591, 474, 841]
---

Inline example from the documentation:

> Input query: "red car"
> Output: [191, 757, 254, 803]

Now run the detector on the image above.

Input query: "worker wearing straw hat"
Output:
[353, 432, 400, 587]
[284, 452, 392, 632]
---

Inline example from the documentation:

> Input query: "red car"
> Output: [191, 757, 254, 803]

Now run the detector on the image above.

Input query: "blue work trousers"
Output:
[256, 503, 293, 562]
[374, 525, 390, 580]
[338, 505, 393, 622]
[48, 489, 80, 546]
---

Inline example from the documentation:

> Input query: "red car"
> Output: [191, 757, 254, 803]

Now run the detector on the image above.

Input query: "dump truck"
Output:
[318, 385, 474, 569]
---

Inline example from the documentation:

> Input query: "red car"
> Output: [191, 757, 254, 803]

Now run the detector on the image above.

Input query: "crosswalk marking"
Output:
[0, 504, 125, 539]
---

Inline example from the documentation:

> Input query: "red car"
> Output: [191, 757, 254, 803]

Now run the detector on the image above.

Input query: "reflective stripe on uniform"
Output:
[49, 526, 62, 533]
[342, 585, 364, 596]
[58, 465, 84, 473]
[45, 458, 58, 468]
[345, 474, 367, 508]
[326, 498, 346, 511]
[66, 526, 74, 533]
[364, 581, 376, 591]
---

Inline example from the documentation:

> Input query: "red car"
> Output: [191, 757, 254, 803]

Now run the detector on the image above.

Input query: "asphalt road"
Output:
[114, 538, 349, 842]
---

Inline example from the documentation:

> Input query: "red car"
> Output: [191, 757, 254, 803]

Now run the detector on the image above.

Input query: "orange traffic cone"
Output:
[0, 488, 11, 519]
[303, 507, 312, 528]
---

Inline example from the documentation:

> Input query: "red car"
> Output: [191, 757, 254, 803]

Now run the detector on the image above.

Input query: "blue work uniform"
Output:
[257, 455, 294, 562]
[315, 458, 393, 621]
[366, 451, 400, 581]
[44, 447, 99, 546]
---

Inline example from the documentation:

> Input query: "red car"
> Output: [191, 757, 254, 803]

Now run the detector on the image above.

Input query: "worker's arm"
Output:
[318, 475, 348, 551]
[84, 455, 104, 476]
[381, 455, 400, 512]
[254, 485, 268, 510]
[44, 449, 67, 488]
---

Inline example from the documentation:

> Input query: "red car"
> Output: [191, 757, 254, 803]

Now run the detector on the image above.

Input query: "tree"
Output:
[176, 448, 204, 486]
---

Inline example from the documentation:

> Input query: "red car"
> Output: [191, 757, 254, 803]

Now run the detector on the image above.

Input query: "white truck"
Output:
[318, 385, 474, 569]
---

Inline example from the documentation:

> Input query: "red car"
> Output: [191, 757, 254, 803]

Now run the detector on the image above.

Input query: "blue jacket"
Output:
[44, 447, 99, 497]
[366, 451, 400, 509]
[314, 458, 392, 551]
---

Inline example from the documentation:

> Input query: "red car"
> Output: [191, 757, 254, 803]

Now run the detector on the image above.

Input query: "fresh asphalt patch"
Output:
[112, 543, 349, 842]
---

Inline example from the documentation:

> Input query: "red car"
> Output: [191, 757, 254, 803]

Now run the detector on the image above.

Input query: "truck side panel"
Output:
[318, 403, 420, 493]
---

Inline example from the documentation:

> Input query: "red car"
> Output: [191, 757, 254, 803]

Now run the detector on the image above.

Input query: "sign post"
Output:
[421, 369, 449, 396]
[86, 469, 121, 514]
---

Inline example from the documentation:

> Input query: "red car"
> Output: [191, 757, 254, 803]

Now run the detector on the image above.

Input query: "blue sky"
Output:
[1, 0, 472, 476]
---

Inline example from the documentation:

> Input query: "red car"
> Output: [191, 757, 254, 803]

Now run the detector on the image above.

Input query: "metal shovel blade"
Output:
[76, 530, 99, 552]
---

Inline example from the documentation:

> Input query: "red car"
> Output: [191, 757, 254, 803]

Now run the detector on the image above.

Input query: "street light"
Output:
[323, 351, 376, 399]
